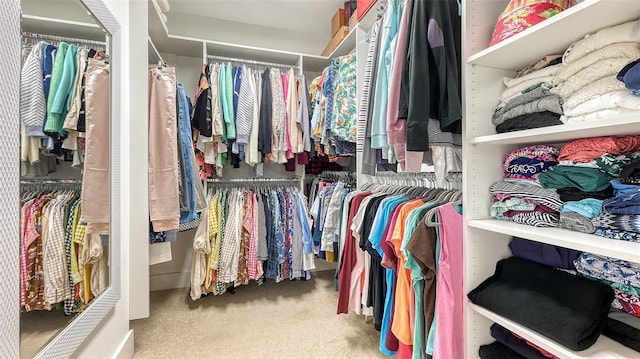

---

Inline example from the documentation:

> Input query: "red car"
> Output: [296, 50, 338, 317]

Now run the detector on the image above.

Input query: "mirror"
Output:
[0, 0, 121, 358]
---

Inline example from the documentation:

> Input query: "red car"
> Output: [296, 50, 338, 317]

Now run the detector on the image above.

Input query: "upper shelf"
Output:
[467, 0, 640, 71]
[470, 115, 640, 146]
[469, 302, 640, 359]
[468, 219, 640, 263]
[22, 15, 105, 42]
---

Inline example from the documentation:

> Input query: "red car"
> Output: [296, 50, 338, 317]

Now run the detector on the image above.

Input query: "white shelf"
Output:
[470, 115, 640, 145]
[327, 25, 358, 59]
[467, 0, 640, 71]
[468, 302, 640, 359]
[21, 15, 105, 42]
[468, 219, 640, 263]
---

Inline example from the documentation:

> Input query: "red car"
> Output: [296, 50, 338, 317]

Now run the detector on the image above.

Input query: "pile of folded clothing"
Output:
[490, 146, 563, 226]
[618, 59, 640, 97]
[551, 19, 640, 123]
[469, 256, 614, 351]
[475, 237, 640, 354]
[493, 63, 564, 133]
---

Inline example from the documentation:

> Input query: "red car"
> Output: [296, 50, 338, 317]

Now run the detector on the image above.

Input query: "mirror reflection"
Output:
[19, 0, 111, 357]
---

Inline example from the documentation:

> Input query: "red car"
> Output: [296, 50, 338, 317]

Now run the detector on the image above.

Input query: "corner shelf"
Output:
[468, 219, 640, 263]
[468, 302, 640, 359]
[467, 0, 640, 71]
[470, 115, 640, 145]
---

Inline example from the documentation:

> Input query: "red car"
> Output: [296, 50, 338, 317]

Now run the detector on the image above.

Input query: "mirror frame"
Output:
[0, 0, 122, 357]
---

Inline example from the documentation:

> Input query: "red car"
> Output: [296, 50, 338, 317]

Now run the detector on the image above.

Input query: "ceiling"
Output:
[166, 0, 346, 38]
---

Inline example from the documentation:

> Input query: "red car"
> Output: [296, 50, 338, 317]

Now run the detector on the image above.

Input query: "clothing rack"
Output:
[20, 178, 83, 191]
[21, 31, 107, 48]
[364, 172, 462, 190]
[206, 177, 301, 188]
[317, 171, 356, 184]
[207, 54, 300, 73]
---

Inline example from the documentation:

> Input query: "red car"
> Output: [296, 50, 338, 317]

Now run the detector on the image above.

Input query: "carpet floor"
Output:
[130, 270, 386, 359]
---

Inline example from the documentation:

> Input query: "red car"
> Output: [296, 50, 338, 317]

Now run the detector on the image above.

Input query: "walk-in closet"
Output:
[2, 0, 640, 358]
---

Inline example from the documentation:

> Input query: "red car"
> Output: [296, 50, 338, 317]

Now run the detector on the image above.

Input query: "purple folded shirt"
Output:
[509, 236, 581, 270]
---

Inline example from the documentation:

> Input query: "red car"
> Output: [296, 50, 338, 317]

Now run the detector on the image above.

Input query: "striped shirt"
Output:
[357, 21, 381, 152]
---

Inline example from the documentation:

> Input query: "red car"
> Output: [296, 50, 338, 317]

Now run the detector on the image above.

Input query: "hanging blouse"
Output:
[331, 53, 358, 143]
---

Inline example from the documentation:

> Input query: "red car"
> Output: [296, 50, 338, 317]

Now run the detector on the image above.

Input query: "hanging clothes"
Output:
[190, 185, 315, 301]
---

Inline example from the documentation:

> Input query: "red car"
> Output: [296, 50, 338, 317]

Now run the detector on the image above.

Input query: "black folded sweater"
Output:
[468, 257, 614, 351]
[479, 341, 526, 359]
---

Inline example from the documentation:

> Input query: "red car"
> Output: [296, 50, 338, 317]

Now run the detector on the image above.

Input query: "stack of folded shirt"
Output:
[551, 19, 640, 123]
[502, 145, 559, 183]
[490, 181, 563, 227]
[574, 252, 640, 320]
[591, 157, 640, 242]
[493, 66, 564, 133]
[469, 257, 614, 351]
[509, 236, 581, 270]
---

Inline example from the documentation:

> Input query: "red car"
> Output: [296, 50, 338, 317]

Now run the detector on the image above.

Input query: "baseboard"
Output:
[149, 272, 190, 291]
[114, 330, 134, 359]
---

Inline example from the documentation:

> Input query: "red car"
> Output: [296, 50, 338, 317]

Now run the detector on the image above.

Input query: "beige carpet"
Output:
[20, 310, 75, 358]
[131, 270, 386, 359]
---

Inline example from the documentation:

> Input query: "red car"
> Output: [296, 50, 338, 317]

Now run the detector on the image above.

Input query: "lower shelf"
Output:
[468, 302, 640, 359]
[467, 219, 640, 263]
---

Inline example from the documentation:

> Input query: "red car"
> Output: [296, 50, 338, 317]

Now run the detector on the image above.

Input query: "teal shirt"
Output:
[225, 63, 236, 140]
[49, 44, 77, 134]
[45, 42, 69, 133]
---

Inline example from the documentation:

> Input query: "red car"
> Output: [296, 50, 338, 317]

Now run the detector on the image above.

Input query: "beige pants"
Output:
[148, 66, 180, 231]
[81, 58, 110, 235]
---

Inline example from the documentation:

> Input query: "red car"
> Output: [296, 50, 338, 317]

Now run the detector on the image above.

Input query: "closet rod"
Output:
[21, 31, 106, 47]
[207, 55, 296, 71]
[20, 179, 83, 185]
[207, 177, 300, 184]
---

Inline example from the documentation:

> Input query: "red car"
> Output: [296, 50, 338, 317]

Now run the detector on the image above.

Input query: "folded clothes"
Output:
[553, 58, 639, 99]
[495, 86, 553, 117]
[558, 135, 640, 163]
[502, 145, 560, 183]
[493, 95, 564, 126]
[517, 54, 562, 78]
[491, 198, 536, 218]
[468, 257, 614, 351]
[509, 236, 581, 270]
[619, 159, 640, 184]
[564, 76, 628, 110]
[561, 152, 640, 177]
[562, 90, 640, 117]
[504, 64, 562, 89]
[557, 186, 614, 202]
[612, 298, 640, 319]
[557, 42, 640, 82]
[603, 191, 640, 215]
[499, 77, 557, 103]
[594, 228, 640, 243]
[617, 59, 640, 90]
[588, 275, 640, 297]
[479, 341, 526, 359]
[575, 252, 640, 288]
[562, 106, 640, 125]
[503, 211, 559, 227]
[558, 212, 596, 233]
[610, 309, 640, 330]
[603, 317, 640, 352]
[593, 212, 640, 233]
[538, 165, 612, 192]
[563, 19, 640, 64]
[496, 111, 563, 133]
[490, 324, 556, 359]
[561, 198, 604, 219]
[490, 181, 564, 211]
[616, 290, 640, 307]
[612, 179, 640, 196]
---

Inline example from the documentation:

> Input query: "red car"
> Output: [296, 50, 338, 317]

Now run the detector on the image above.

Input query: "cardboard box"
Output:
[331, 8, 345, 36]
[322, 27, 349, 57]
[349, 12, 358, 31]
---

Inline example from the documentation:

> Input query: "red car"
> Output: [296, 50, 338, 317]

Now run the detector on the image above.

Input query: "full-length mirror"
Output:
[7, 0, 121, 358]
